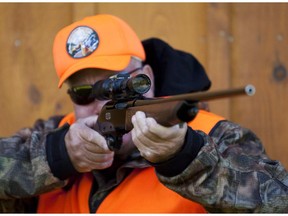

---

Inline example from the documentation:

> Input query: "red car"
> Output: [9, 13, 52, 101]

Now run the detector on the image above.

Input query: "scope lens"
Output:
[92, 73, 151, 101]
[131, 74, 151, 94]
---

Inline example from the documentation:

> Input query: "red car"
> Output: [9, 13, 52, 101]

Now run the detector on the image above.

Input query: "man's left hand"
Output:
[131, 111, 187, 163]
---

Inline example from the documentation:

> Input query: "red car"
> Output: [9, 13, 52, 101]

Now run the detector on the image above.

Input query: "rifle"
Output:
[92, 72, 256, 150]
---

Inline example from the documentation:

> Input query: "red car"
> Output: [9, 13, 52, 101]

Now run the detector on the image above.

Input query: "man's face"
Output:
[65, 60, 154, 155]
[66, 59, 154, 120]
[67, 69, 115, 120]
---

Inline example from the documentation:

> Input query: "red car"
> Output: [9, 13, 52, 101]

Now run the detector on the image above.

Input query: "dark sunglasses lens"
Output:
[68, 86, 94, 105]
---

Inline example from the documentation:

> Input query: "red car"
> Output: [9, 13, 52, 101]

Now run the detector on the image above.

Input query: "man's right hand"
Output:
[64, 115, 114, 172]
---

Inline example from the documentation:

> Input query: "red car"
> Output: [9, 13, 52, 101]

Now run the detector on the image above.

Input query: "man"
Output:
[38, 14, 288, 213]
[1, 14, 288, 213]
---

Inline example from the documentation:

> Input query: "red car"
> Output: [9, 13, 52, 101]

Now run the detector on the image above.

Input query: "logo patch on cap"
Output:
[67, 26, 99, 58]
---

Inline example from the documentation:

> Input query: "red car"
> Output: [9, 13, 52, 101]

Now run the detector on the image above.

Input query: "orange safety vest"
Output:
[37, 110, 224, 213]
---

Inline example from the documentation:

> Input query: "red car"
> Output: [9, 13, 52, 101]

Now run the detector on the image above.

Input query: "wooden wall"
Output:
[0, 3, 288, 168]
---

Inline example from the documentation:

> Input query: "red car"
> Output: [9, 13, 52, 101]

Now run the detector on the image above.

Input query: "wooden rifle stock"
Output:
[125, 84, 255, 130]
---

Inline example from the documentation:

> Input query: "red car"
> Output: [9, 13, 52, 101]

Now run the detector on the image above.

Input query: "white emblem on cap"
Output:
[67, 26, 99, 58]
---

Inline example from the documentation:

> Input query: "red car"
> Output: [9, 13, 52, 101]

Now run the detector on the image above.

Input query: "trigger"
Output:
[106, 135, 122, 151]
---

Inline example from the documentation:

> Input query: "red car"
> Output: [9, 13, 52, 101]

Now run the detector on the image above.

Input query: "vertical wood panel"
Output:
[206, 3, 232, 118]
[231, 3, 288, 167]
[72, 3, 96, 21]
[95, 3, 208, 67]
[0, 3, 74, 136]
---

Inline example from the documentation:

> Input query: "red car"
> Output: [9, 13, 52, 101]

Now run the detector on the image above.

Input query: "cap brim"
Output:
[58, 55, 132, 88]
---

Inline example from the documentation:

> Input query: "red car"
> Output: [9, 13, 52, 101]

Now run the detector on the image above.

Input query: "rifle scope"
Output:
[92, 73, 151, 101]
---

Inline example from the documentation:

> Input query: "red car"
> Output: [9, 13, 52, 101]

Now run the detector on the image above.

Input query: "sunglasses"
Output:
[67, 67, 143, 105]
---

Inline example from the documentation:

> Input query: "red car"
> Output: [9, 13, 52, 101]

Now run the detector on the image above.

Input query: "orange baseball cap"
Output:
[53, 14, 146, 87]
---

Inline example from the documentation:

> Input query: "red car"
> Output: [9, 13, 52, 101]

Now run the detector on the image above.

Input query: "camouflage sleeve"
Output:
[0, 116, 67, 199]
[157, 120, 288, 213]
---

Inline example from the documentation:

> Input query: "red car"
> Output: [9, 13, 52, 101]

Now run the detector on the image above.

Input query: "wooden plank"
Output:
[0, 3, 73, 136]
[231, 3, 288, 168]
[72, 3, 96, 21]
[206, 3, 232, 119]
[96, 3, 208, 66]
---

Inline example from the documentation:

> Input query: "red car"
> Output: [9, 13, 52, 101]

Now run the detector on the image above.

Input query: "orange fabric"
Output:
[38, 109, 224, 213]
[37, 173, 92, 213]
[53, 14, 145, 87]
[38, 168, 206, 213]
[189, 110, 225, 133]
[96, 168, 206, 213]
[59, 112, 75, 127]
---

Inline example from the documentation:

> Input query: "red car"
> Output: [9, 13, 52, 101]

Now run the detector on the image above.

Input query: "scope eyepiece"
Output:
[92, 73, 151, 101]
[129, 74, 151, 94]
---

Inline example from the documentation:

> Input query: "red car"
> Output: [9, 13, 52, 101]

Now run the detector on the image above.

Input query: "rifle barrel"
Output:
[134, 84, 255, 106]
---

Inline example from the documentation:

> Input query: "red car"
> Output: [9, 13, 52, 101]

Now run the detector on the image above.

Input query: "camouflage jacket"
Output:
[0, 116, 66, 212]
[0, 115, 288, 213]
[158, 121, 288, 213]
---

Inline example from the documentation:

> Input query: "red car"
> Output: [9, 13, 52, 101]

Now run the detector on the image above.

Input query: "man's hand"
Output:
[65, 115, 114, 172]
[131, 111, 188, 163]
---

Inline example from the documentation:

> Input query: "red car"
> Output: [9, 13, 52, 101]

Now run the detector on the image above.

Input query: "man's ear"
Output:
[142, 64, 154, 98]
